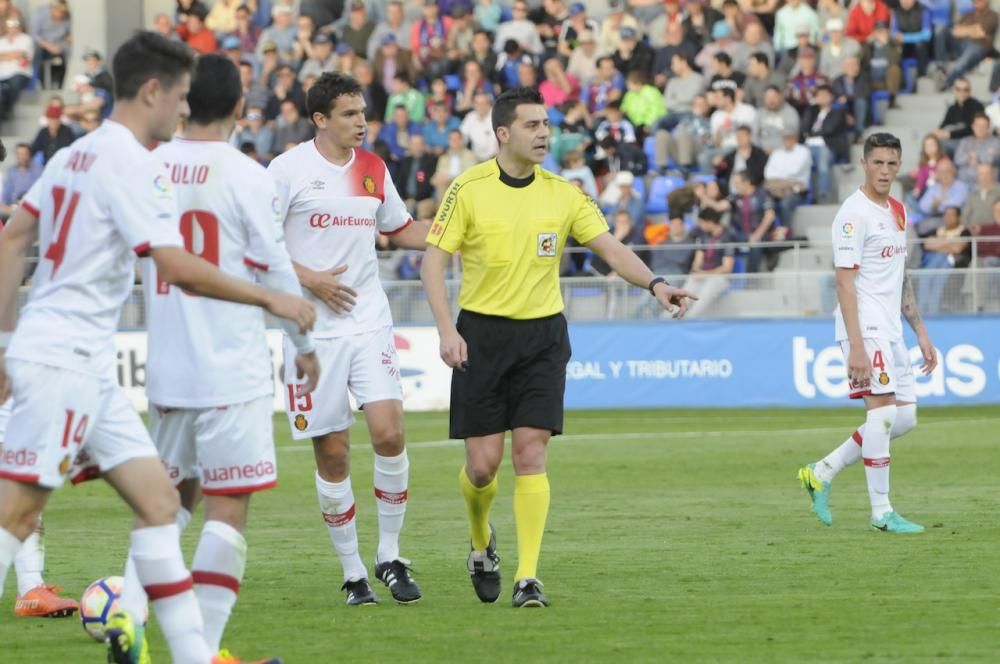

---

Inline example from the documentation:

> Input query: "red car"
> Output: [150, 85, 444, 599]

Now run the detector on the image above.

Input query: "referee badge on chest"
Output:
[537, 233, 557, 257]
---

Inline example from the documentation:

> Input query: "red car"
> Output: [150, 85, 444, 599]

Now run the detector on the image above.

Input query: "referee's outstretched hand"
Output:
[654, 283, 698, 319]
[439, 326, 469, 371]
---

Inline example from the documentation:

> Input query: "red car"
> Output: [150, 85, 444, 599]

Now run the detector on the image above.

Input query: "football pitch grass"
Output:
[2, 405, 998, 663]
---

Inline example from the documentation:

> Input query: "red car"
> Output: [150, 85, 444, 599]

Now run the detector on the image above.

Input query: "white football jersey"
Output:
[0, 398, 10, 439]
[831, 189, 908, 342]
[7, 121, 182, 377]
[143, 137, 302, 408]
[268, 142, 412, 338]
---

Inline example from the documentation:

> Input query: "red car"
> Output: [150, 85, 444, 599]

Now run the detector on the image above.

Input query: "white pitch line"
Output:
[276, 417, 1000, 454]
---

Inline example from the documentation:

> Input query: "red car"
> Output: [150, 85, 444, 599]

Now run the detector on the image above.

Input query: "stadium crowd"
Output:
[2, 0, 1000, 312]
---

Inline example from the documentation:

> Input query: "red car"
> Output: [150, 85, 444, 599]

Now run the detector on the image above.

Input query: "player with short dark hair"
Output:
[798, 132, 937, 533]
[421, 86, 696, 608]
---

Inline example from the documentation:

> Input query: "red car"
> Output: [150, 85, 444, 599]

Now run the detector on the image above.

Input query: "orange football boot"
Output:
[14, 584, 80, 617]
[212, 650, 282, 664]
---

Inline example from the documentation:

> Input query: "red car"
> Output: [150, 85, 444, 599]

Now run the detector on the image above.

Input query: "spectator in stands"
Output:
[969, 200, 1000, 268]
[744, 0, 781, 36]
[802, 84, 848, 202]
[784, 46, 828, 115]
[652, 23, 697, 89]
[176, 4, 217, 54]
[595, 101, 637, 146]
[270, 98, 313, 158]
[351, 61, 387, 123]
[558, 98, 594, 151]
[291, 14, 319, 66]
[695, 21, 737, 78]
[934, 78, 985, 154]
[819, 18, 860, 81]
[728, 170, 777, 273]
[700, 87, 757, 174]
[558, 2, 598, 58]
[495, 38, 535, 92]
[0, 17, 32, 120]
[709, 52, 746, 92]
[380, 104, 421, 160]
[220, 34, 243, 69]
[516, 60, 538, 89]
[648, 215, 695, 278]
[466, 30, 497, 83]
[531, 0, 569, 58]
[757, 85, 800, 154]
[598, 135, 648, 178]
[228, 4, 261, 56]
[460, 90, 497, 161]
[411, 0, 452, 80]
[0, 0, 22, 36]
[904, 133, 945, 211]
[61, 73, 109, 123]
[833, 56, 871, 138]
[893, 0, 932, 77]
[153, 12, 180, 41]
[684, 0, 724, 51]
[77, 109, 100, 135]
[299, 33, 336, 82]
[582, 56, 625, 115]
[954, 113, 1000, 185]
[368, 1, 410, 60]
[621, 71, 665, 136]
[206, 0, 241, 33]
[31, 1, 71, 90]
[539, 57, 579, 110]
[599, 171, 646, 244]
[340, 1, 376, 58]
[773, 0, 820, 52]
[433, 128, 477, 196]
[716, 126, 768, 193]
[495, 1, 543, 57]
[385, 73, 425, 122]
[373, 34, 419, 96]
[81, 49, 112, 96]
[266, 64, 306, 120]
[30, 102, 73, 164]
[422, 99, 460, 155]
[231, 106, 273, 163]
[0, 143, 40, 220]
[659, 53, 702, 130]
[733, 21, 774, 73]
[424, 76, 453, 116]
[446, 6, 475, 68]
[395, 134, 438, 220]
[721, 0, 760, 41]
[696, 177, 732, 218]
[846, 0, 891, 43]
[661, 94, 712, 173]
[474, 0, 503, 34]
[684, 207, 736, 318]
[599, 0, 638, 53]
[613, 26, 655, 79]
[743, 52, 786, 109]
[237, 61, 267, 113]
[919, 206, 972, 313]
[558, 149, 598, 199]
[764, 128, 812, 228]
[862, 20, 902, 103]
[919, 159, 970, 236]
[961, 163, 1000, 227]
[942, 0, 998, 91]
[257, 5, 297, 63]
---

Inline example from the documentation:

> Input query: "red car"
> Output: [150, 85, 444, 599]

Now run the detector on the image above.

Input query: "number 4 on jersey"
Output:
[156, 210, 220, 295]
[872, 350, 885, 370]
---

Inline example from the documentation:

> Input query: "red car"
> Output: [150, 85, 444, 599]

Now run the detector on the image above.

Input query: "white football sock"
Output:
[862, 405, 897, 520]
[15, 518, 44, 595]
[0, 527, 23, 601]
[373, 450, 409, 564]
[131, 524, 212, 664]
[815, 404, 918, 484]
[316, 472, 367, 582]
[192, 520, 247, 652]
[120, 507, 192, 624]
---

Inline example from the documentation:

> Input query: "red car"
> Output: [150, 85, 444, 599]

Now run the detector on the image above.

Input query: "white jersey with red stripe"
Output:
[831, 189, 908, 342]
[6, 120, 182, 378]
[143, 137, 301, 408]
[268, 142, 412, 338]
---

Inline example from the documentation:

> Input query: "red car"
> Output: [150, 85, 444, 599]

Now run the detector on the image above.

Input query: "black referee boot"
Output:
[467, 524, 501, 603]
[511, 578, 548, 608]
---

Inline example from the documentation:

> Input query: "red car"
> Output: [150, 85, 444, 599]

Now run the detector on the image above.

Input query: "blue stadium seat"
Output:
[902, 58, 919, 94]
[643, 135, 656, 169]
[645, 175, 685, 215]
[870, 90, 891, 125]
[547, 106, 565, 127]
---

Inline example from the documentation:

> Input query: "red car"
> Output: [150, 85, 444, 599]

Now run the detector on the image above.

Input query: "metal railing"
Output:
[14, 237, 1000, 325]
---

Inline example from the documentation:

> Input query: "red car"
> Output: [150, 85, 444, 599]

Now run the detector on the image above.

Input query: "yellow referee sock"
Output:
[513, 473, 550, 581]
[459, 467, 497, 551]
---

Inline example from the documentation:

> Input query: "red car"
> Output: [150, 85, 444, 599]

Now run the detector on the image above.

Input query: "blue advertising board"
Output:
[563, 316, 1000, 408]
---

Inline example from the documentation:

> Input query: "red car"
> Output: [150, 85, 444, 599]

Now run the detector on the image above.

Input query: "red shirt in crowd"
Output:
[846, 0, 891, 43]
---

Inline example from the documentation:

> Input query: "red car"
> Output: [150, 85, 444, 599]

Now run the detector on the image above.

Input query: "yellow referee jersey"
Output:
[427, 159, 609, 319]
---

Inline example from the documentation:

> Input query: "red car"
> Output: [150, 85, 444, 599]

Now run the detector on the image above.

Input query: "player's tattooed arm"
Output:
[901, 269, 923, 331]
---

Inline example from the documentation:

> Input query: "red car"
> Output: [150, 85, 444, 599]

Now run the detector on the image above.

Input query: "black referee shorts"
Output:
[449, 310, 572, 439]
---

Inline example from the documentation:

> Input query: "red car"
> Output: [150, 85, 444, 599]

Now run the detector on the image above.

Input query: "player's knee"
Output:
[892, 404, 917, 439]
[370, 423, 404, 456]
[204, 495, 250, 532]
[135, 487, 181, 528]
[511, 440, 548, 475]
[0, 483, 49, 539]
[464, 462, 497, 487]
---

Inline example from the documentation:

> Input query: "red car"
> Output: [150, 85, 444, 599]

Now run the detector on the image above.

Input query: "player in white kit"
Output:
[0, 33, 311, 664]
[268, 72, 430, 605]
[798, 132, 937, 533]
[113, 55, 320, 656]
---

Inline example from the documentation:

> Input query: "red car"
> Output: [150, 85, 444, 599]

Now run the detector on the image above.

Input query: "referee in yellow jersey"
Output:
[420, 87, 696, 608]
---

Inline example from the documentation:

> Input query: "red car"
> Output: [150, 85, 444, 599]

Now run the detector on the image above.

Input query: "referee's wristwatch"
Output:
[648, 276, 669, 296]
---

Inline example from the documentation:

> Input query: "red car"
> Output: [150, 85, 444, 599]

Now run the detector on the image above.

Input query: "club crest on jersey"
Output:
[894, 212, 905, 231]
[537, 233, 557, 257]
[294, 414, 308, 431]
[363, 175, 376, 195]
[58, 454, 71, 476]
[878, 372, 890, 385]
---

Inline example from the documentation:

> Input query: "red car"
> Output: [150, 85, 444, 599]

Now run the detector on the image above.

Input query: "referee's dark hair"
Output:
[187, 55, 242, 125]
[307, 71, 363, 124]
[491, 86, 544, 136]
[863, 132, 902, 159]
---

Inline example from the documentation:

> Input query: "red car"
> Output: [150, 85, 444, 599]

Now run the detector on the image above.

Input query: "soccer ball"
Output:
[80, 576, 124, 642]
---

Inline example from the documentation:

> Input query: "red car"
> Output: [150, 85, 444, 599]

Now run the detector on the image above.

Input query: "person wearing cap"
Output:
[494, 1, 544, 56]
[205, 0, 240, 34]
[557, 2, 598, 58]
[340, 1, 377, 60]
[29, 102, 74, 165]
[613, 25, 655, 79]
[764, 124, 813, 226]
[298, 32, 338, 83]
[257, 4, 297, 62]
[846, 0, 891, 44]
[373, 35, 420, 101]
[220, 34, 243, 69]
[784, 46, 829, 115]
[819, 17, 861, 80]
[0, 16, 32, 119]
[30, 0, 71, 90]
[862, 20, 903, 102]
[367, 1, 412, 61]
[892, 0, 932, 77]
[773, 0, 820, 52]
[597, 0, 638, 53]
[410, 0, 454, 78]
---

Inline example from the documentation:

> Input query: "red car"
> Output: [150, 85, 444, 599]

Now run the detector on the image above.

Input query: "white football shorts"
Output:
[282, 326, 403, 440]
[149, 394, 277, 495]
[840, 338, 917, 403]
[0, 359, 158, 489]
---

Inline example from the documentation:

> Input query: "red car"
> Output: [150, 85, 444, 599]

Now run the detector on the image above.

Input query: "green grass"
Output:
[2, 406, 999, 663]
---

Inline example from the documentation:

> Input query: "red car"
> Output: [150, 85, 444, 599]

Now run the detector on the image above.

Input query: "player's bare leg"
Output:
[0, 480, 51, 600]
[510, 427, 551, 608]
[14, 515, 79, 617]
[313, 430, 375, 604]
[364, 399, 421, 603]
[462, 433, 504, 603]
